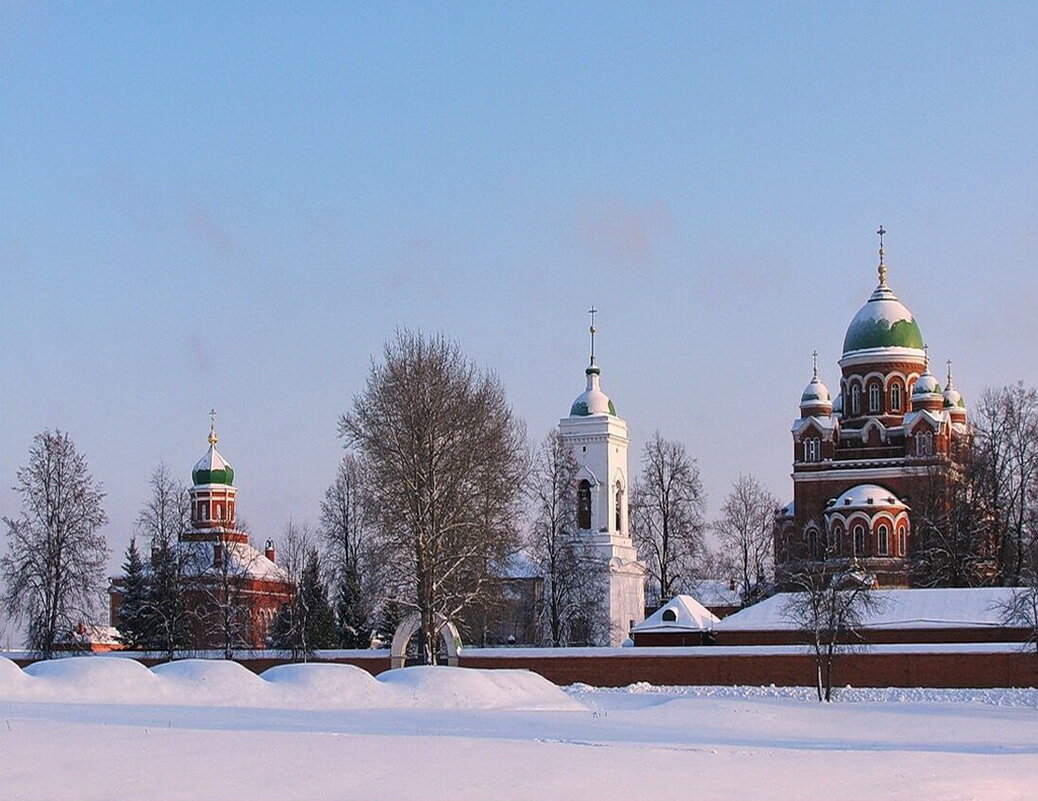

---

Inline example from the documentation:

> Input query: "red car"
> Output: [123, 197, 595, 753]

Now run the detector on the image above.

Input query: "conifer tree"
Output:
[270, 550, 336, 659]
[115, 538, 151, 649]
[334, 562, 371, 648]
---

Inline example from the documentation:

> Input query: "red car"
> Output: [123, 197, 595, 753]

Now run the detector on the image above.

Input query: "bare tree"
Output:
[913, 454, 997, 588]
[999, 579, 1038, 658]
[630, 432, 706, 606]
[185, 539, 263, 659]
[784, 566, 880, 702]
[339, 331, 528, 664]
[1, 431, 109, 658]
[527, 430, 607, 646]
[713, 475, 778, 601]
[320, 454, 375, 647]
[973, 384, 1038, 584]
[135, 464, 192, 658]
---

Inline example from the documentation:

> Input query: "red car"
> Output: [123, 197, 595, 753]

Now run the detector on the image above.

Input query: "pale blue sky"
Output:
[3, 3, 1037, 575]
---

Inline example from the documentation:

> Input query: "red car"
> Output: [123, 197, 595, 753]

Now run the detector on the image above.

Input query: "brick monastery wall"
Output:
[12, 648, 1038, 689]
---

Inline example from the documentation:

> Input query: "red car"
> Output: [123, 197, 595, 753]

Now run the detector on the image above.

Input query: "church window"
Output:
[214, 503, 222, 520]
[615, 482, 623, 532]
[577, 480, 592, 530]
[832, 524, 844, 556]
[808, 529, 819, 559]
[869, 384, 881, 413]
[916, 431, 934, 456]
[804, 437, 821, 462]
[662, 608, 678, 622]
[898, 526, 907, 556]
[853, 524, 866, 556]
[891, 383, 903, 412]
[851, 385, 861, 415]
[201, 501, 209, 521]
[878, 524, 889, 556]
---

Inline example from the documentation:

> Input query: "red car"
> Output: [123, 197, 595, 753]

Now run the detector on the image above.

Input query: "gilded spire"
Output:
[208, 408, 218, 445]
[876, 225, 888, 286]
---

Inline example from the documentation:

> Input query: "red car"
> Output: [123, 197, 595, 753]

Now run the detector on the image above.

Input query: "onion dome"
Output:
[942, 361, 965, 409]
[911, 352, 944, 412]
[192, 418, 234, 486]
[912, 366, 942, 398]
[842, 229, 925, 356]
[943, 361, 967, 422]
[800, 351, 832, 417]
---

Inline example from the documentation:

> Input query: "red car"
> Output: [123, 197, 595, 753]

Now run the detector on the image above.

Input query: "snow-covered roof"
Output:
[632, 595, 720, 633]
[180, 540, 291, 583]
[791, 415, 838, 436]
[827, 484, 907, 512]
[715, 588, 1025, 632]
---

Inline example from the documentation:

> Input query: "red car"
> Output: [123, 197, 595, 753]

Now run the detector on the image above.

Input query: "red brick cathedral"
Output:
[774, 230, 970, 587]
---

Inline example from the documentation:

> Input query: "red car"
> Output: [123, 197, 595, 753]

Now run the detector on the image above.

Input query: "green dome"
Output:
[843, 284, 924, 355]
[192, 441, 234, 486]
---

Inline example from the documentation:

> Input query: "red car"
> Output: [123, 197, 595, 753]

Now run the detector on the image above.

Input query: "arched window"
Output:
[853, 524, 866, 556]
[615, 482, 623, 532]
[898, 525, 907, 556]
[878, 524, 889, 555]
[851, 385, 861, 416]
[808, 529, 819, 559]
[661, 608, 678, 623]
[891, 383, 902, 412]
[832, 525, 844, 556]
[916, 431, 934, 456]
[869, 383, 881, 413]
[577, 480, 592, 530]
[804, 437, 821, 462]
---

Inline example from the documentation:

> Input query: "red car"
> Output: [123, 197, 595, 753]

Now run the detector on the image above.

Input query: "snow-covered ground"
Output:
[2, 657, 1037, 800]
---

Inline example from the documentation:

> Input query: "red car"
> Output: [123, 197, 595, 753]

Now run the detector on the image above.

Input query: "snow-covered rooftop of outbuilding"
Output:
[632, 595, 720, 633]
[714, 587, 1024, 631]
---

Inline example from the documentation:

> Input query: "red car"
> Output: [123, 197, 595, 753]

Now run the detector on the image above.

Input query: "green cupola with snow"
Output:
[192, 415, 234, 486]
[841, 228, 925, 359]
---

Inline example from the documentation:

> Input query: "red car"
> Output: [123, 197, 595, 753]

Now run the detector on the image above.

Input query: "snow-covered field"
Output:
[2, 657, 1037, 800]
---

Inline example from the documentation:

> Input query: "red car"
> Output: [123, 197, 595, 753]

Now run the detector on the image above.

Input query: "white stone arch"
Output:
[390, 612, 462, 669]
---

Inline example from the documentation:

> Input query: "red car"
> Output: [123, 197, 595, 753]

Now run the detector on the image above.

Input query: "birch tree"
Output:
[1, 431, 109, 658]
[339, 331, 527, 664]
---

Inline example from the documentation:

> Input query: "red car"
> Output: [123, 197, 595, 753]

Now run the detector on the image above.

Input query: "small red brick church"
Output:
[110, 419, 294, 649]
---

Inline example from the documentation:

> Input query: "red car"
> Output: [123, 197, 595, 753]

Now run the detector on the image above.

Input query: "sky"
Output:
[2, 2, 1037, 581]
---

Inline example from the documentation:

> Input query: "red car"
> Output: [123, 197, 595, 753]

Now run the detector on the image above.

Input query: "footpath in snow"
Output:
[2, 656, 1038, 801]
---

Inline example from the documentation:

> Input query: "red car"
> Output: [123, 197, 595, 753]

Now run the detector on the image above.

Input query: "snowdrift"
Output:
[0, 657, 580, 711]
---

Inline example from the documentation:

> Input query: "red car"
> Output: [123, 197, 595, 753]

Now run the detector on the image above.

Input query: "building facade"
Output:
[774, 232, 971, 587]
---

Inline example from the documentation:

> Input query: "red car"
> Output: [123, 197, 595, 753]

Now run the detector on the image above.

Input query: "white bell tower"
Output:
[558, 307, 646, 646]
